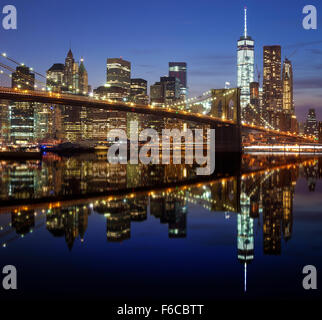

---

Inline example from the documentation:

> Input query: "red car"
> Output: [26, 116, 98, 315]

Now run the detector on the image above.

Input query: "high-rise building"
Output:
[72, 62, 79, 94]
[106, 58, 131, 95]
[9, 102, 35, 144]
[304, 108, 319, 137]
[130, 78, 148, 105]
[105, 58, 131, 133]
[150, 77, 180, 107]
[64, 49, 75, 92]
[78, 58, 88, 95]
[34, 104, 55, 140]
[160, 76, 180, 105]
[282, 58, 294, 115]
[150, 81, 163, 107]
[263, 45, 282, 126]
[12, 65, 35, 90]
[319, 122, 322, 143]
[250, 82, 259, 108]
[0, 101, 9, 143]
[11, 66, 35, 144]
[46, 63, 65, 92]
[169, 62, 187, 100]
[237, 7, 255, 114]
[245, 81, 261, 125]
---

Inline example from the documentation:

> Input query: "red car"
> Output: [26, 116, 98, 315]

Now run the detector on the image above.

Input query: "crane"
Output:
[255, 64, 260, 85]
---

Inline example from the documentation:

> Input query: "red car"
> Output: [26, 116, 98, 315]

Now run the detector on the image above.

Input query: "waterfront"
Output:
[0, 153, 321, 301]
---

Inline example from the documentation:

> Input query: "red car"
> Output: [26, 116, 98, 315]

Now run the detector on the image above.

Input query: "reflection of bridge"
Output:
[0, 87, 316, 153]
[0, 155, 315, 214]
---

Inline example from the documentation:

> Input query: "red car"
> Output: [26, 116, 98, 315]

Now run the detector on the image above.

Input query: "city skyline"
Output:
[0, 0, 321, 121]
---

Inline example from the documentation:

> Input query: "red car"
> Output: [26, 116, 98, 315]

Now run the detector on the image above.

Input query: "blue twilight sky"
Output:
[0, 0, 321, 121]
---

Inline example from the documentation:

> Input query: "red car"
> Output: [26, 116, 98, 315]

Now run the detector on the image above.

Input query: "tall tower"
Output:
[282, 58, 294, 115]
[169, 62, 187, 101]
[106, 58, 131, 94]
[78, 58, 88, 95]
[64, 49, 75, 92]
[263, 46, 282, 125]
[237, 7, 255, 117]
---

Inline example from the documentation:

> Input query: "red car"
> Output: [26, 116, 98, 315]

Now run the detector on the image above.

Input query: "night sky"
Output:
[0, 0, 321, 121]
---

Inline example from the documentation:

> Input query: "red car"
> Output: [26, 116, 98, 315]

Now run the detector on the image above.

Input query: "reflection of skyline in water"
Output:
[1, 157, 321, 263]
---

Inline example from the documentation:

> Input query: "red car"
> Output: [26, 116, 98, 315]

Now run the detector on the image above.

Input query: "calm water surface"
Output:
[0, 153, 321, 301]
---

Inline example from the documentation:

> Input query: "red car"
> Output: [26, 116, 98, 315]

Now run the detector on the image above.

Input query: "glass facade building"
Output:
[237, 8, 255, 115]
[282, 58, 294, 115]
[169, 62, 187, 100]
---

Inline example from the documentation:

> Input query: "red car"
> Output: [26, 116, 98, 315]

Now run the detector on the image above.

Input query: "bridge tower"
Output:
[210, 88, 242, 154]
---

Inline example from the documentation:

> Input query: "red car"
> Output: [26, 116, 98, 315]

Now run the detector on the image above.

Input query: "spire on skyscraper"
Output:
[244, 6, 247, 38]
[237, 6, 255, 112]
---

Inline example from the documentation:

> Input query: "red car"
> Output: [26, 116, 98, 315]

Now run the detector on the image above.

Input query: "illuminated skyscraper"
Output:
[237, 7, 255, 116]
[106, 58, 131, 95]
[160, 76, 180, 105]
[105, 58, 131, 132]
[150, 81, 163, 107]
[12, 65, 35, 90]
[169, 62, 187, 100]
[130, 78, 148, 105]
[11, 66, 35, 143]
[64, 49, 76, 92]
[46, 63, 65, 92]
[304, 108, 319, 137]
[78, 58, 88, 95]
[263, 45, 282, 126]
[150, 76, 180, 106]
[282, 58, 294, 114]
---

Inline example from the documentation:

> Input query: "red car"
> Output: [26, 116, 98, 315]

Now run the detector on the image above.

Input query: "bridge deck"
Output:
[0, 86, 316, 143]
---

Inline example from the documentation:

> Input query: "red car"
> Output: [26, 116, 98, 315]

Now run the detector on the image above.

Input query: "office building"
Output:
[130, 78, 148, 105]
[304, 108, 319, 137]
[169, 62, 187, 100]
[11, 66, 35, 144]
[12, 65, 35, 90]
[64, 49, 76, 92]
[150, 81, 163, 106]
[160, 76, 180, 105]
[237, 7, 255, 114]
[150, 76, 180, 107]
[282, 58, 294, 115]
[78, 58, 88, 95]
[46, 63, 65, 92]
[263, 45, 282, 126]
[106, 58, 131, 95]
[0, 101, 10, 143]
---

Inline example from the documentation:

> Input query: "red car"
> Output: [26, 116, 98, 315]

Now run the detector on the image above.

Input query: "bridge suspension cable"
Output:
[1, 52, 46, 78]
[0, 62, 46, 89]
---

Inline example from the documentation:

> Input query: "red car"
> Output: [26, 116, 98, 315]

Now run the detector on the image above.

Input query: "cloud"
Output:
[294, 78, 322, 89]
[129, 48, 162, 55]
[306, 48, 322, 55]
[192, 54, 235, 65]
[190, 70, 217, 77]
[285, 40, 322, 49]
[137, 64, 155, 68]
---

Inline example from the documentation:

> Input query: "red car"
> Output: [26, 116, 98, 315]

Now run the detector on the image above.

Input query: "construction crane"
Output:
[255, 64, 260, 85]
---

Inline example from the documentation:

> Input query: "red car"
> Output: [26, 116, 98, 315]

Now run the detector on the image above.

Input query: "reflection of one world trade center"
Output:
[237, 192, 254, 292]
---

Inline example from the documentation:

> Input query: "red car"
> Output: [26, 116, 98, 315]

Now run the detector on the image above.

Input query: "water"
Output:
[0, 153, 321, 301]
